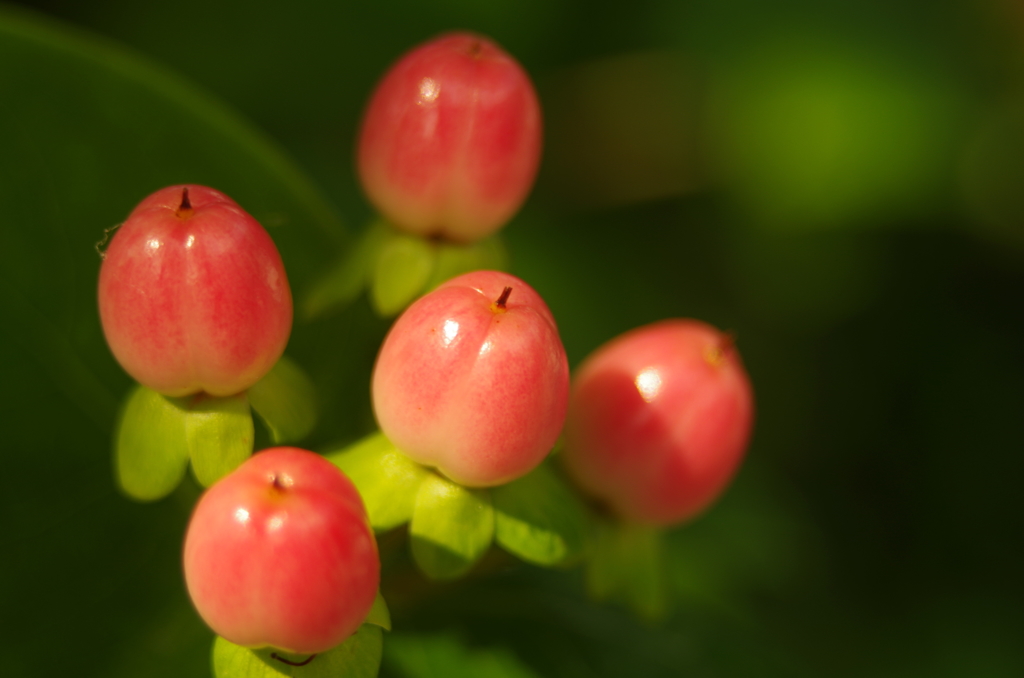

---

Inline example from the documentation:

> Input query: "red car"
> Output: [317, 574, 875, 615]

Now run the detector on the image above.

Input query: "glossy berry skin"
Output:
[183, 447, 379, 655]
[98, 185, 292, 397]
[358, 32, 542, 243]
[372, 270, 568, 487]
[562, 320, 754, 526]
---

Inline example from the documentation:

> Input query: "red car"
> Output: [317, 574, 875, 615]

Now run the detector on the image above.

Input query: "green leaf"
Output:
[0, 2, 344, 445]
[410, 474, 494, 580]
[424, 234, 509, 292]
[114, 385, 191, 501]
[212, 624, 383, 678]
[586, 519, 667, 621]
[365, 591, 391, 632]
[326, 432, 430, 532]
[384, 633, 539, 678]
[186, 393, 255, 487]
[303, 220, 390, 319]
[0, 7, 347, 675]
[370, 228, 437, 316]
[248, 355, 318, 445]
[492, 461, 590, 567]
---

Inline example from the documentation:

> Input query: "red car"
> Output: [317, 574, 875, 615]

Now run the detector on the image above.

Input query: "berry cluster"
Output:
[98, 31, 753, 676]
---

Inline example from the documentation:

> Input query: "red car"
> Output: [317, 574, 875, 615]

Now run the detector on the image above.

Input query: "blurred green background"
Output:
[1, 0, 1022, 676]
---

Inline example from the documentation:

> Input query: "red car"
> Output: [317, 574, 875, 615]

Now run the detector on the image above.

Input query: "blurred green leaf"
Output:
[410, 474, 494, 580]
[327, 431, 431, 532]
[492, 461, 589, 566]
[365, 591, 392, 632]
[707, 35, 961, 230]
[384, 633, 539, 678]
[370, 229, 436, 316]
[248, 355, 318, 445]
[0, 1, 344, 441]
[0, 6, 348, 675]
[186, 393, 255, 487]
[212, 624, 383, 678]
[114, 384, 191, 501]
[303, 220, 390, 319]
[587, 520, 667, 621]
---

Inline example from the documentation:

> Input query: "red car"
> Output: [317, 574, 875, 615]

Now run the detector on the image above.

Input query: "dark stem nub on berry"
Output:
[175, 187, 194, 219]
[467, 40, 483, 58]
[271, 652, 317, 667]
[496, 286, 513, 309]
[704, 331, 737, 368]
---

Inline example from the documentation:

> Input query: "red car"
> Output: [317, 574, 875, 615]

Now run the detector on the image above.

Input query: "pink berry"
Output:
[98, 185, 292, 397]
[357, 32, 542, 243]
[372, 270, 568, 487]
[562, 320, 754, 526]
[183, 447, 379, 655]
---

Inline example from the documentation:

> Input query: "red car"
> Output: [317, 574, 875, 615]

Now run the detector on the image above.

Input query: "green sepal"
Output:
[212, 624, 383, 678]
[302, 219, 390, 319]
[302, 219, 510, 319]
[326, 431, 430, 532]
[586, 519, 667, 621]
[186, 392, 255, 487]
[114, 385, 191, 502]
[115, 386, 256, 497]
[410, 473, 494, 580]
[492, 461, 590, 567]
[423, 234, 509, 292]
[370, 230, 436, 317]
[248, 355, 317, 445]
[365, 591, 391, 631]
